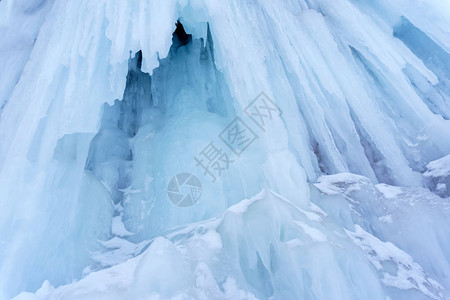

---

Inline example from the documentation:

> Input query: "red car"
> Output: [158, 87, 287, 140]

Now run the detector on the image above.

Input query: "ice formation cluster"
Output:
[0, 0, 450, 299]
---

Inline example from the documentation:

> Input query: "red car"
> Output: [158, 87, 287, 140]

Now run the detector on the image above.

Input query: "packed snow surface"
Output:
[0, 0, 450, 299]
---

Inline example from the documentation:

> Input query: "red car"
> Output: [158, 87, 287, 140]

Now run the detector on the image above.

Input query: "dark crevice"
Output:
[311, 140, 328, 174]
[84, 50, 152, 205]
[135, 50, 143, 70]
[172, 20, 192, 49]
[348, 107, 394, 185]
[206, 23, 215, 62]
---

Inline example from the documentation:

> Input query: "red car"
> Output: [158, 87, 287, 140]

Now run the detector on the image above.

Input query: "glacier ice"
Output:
[0, 0, 450, 299]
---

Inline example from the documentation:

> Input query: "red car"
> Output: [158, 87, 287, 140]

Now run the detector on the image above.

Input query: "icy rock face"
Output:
[1, 0, 450, 299]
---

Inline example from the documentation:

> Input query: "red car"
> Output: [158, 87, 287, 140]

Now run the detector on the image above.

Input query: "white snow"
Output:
[378, 215, 393, 224]
[376, 184, 404, 199]
[111, 216, 134, 237]
[226, 190, 266, 215]
[315, 173, 373, 195]
[346, 225, 443, 300]
[294, 221, 328, 242]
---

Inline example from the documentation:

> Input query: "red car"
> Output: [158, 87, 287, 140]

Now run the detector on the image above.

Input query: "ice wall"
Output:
[1, 0, 450, 299]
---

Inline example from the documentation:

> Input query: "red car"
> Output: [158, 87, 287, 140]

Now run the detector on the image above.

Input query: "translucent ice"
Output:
[1, 0, 450, 299]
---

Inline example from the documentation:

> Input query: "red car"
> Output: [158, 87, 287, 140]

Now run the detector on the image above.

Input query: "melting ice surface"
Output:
[0, 0, 450, 299]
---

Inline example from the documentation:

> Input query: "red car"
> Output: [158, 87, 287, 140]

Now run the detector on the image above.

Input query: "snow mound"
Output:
[424, 154, 450, 197]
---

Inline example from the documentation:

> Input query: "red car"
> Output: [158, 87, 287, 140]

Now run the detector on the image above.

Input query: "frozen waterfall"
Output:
[0, 0, 450, 299]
